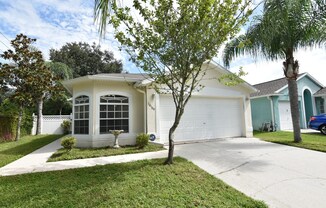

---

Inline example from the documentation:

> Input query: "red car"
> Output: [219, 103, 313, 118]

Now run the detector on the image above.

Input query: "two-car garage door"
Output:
[159, 96, 244, 143]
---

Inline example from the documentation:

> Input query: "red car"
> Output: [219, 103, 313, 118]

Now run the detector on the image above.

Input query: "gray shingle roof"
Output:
[250, 76, 289, 97]
[315, 87, 326, 96]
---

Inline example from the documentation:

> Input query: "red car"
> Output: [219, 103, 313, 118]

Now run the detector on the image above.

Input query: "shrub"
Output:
[61, 136, 76, 151]
[136, 133, 149, 148]
[0, 115, 16, 141]
[0, 99, 33, 137]
[0, 132, 14, 142]
[61, 120, 71, 134]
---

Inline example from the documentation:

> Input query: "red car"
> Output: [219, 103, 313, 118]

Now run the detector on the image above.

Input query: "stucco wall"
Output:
[146, 88, 157, 134]
[315, 97, 326, 114]
[72, 80, 145, 148]
[250, 97, 272, 130]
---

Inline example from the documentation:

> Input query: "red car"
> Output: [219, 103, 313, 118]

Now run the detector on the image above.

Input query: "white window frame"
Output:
[74, 95, 90, 135]
[98, 93, 131, 135]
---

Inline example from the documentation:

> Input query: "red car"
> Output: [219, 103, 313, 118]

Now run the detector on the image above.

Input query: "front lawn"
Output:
[254, 131, 326, 152]
[0, 134, 62, 168]
[0, 157, 267, 208]
[48, 143, 165, 162]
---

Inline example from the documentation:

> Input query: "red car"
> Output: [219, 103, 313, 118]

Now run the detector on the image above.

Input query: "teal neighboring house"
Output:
[251, 73, 326, 130]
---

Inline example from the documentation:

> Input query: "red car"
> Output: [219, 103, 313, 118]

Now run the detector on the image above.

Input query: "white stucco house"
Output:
[62, 61, 257, 148]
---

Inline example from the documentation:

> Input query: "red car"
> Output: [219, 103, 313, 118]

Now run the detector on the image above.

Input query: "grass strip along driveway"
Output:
[0, 157, 267, 208]
[0, 135, 62, 168]
[48, 143, 165, 162]
[254, 131, 326, 152]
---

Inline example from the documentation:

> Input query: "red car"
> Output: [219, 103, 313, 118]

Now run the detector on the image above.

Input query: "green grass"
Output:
[254, 131, 326, 152]
[48, 143, 165, 162]
[0, 135, 62, 168]
[0, 157, 267, 208]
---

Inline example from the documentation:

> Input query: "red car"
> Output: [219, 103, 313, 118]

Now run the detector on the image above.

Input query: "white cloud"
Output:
[0, 0, 137, 72]
[227, 48, 326, 85]
[0, 0, 325, 87]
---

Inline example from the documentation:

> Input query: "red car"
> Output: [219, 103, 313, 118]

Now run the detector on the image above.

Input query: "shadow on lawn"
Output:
[0, 135, 61, 156]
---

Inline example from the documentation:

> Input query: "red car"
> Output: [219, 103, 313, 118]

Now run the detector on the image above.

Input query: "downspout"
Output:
[135, 87, 147, 133]
[267, 96, 275, 128]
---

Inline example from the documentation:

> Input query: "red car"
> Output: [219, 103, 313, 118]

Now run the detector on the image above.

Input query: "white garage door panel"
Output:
[279, 101, 293, 130]
[159, 96, 243, 142]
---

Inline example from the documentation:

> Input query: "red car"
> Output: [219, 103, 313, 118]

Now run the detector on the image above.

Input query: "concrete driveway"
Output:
[175, 137, 326, 208]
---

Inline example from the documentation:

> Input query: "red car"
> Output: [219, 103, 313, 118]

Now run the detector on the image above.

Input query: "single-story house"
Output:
[250, 73, 326, 131]
[62, 61, 257, 148]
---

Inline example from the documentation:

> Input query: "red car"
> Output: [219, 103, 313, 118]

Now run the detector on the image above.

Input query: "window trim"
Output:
[96, 91, 132, 135]
[73, 93, 91, 135]
[320, 98, 325, 114]
[99, 94, 129, 134]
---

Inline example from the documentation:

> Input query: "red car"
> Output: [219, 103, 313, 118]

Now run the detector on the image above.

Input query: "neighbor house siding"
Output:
[315, 97, 325, 114]
[278, 88, 305, 128]
[251, 97, 272, 130]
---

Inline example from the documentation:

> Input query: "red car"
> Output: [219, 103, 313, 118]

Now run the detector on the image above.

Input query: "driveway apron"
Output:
[175, 137, 326, 208]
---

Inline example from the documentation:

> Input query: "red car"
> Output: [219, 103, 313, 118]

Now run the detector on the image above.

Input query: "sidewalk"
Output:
[0, 139, 168, 176]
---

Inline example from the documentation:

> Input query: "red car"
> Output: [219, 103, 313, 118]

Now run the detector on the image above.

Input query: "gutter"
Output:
[250, 94, 282, 99]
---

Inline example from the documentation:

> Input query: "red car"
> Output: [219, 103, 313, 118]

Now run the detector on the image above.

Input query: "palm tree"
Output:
[94, 0, 118, 37]
[223, 0, 326, 143]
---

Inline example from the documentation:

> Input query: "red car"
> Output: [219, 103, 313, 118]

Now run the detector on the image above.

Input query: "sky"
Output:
[0, 0, 325, 85]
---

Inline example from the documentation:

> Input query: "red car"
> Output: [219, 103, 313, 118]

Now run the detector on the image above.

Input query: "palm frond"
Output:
[94, 0, 116, 38]
[222, 35, 248, 68]
[223, 0, 326, 66]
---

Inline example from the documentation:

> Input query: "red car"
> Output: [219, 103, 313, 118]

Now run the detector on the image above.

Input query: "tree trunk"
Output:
[36, 96, 44, 135]
[164, 106, 184, 165]
[164, 125, 177, 165]
[288, 79, 302, 142]
[283, 52, 301, 143]
[15, 105, 23, 141]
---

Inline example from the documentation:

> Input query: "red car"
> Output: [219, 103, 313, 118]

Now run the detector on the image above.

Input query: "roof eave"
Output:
[314, 94, 326, 97]
[250, 94, 283, 99]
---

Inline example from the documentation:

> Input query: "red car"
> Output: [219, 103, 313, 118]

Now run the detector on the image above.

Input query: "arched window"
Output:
[74, 95, 89, 134]
[99, 95, 129, 134]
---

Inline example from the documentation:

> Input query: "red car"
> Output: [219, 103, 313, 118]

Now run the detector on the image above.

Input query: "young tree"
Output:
[95, 0, 252, 164]
[0, 34, 57, 139]
[223, 0, 326, 143]
[49, 42, 123, 77]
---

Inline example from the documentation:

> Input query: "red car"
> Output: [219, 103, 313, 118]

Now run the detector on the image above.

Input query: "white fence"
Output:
[32, 114, 71, 135]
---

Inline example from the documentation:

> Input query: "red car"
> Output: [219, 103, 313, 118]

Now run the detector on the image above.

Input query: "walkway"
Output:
[0, 139, 167, 176]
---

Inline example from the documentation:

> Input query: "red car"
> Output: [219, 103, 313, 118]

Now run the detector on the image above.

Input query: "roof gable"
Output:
[251, 73, 324, 98]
